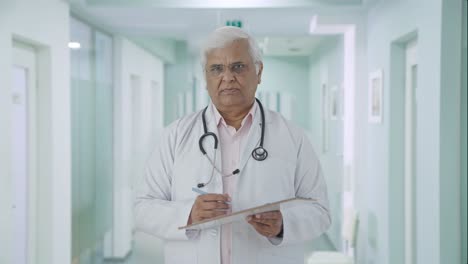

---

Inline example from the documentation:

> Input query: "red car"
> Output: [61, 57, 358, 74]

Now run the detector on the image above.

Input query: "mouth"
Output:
[219, 88, 240, 95]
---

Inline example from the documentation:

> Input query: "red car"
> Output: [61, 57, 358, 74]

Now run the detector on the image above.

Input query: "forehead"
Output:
[205, 39, 252, 64]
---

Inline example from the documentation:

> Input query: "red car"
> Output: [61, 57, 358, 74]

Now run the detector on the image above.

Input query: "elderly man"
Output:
[134, 26, 330, 264]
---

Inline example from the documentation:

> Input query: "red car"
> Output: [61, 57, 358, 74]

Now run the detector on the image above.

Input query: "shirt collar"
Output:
[211, 100, 257, 129]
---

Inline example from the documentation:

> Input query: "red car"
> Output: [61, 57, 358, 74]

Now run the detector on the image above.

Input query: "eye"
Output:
[209, 65, 224, 76]
[231, 63, 246, 73]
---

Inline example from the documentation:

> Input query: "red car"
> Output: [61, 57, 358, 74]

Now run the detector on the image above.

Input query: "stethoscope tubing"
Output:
[199, 98, 267, 160]
[197, 98, 268, 188]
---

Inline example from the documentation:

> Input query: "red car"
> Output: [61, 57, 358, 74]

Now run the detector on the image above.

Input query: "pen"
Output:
[191, 187, 231, 204]
[191, 187, 208, 195]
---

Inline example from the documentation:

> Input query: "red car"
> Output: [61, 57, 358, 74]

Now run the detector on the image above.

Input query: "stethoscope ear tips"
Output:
[252, 146, 268, 161]
[197, 183, 205, 188]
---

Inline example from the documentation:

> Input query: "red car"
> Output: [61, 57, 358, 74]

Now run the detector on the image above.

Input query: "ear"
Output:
[256, 62, 264, 84]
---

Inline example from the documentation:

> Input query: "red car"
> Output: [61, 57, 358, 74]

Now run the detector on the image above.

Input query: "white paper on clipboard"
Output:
[178, 197, 316, 230]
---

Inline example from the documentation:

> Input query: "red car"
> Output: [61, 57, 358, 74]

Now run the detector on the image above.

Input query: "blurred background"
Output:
[0, 0, 466, 264]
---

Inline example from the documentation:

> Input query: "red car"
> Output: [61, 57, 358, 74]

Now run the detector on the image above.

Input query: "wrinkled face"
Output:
[204, 39, 263, 111]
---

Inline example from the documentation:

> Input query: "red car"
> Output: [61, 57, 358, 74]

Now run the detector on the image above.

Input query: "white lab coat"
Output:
[134, 103, 331, 264]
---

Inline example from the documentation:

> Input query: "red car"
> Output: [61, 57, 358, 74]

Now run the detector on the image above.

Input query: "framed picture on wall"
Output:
[368, 69, 383, 123]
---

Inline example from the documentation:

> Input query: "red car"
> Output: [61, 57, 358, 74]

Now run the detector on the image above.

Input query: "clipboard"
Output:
[178, 197, 316, 230]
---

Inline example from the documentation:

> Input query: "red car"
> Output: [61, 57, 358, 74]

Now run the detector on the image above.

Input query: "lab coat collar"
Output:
[203, 98, 272, 127]
[210, 100, 257, 130]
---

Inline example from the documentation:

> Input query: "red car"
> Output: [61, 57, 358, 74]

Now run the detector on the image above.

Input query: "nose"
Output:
[221, 69, 235, 82]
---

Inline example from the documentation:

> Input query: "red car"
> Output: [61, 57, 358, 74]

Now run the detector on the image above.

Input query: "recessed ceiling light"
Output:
[68, 42, 81, 49]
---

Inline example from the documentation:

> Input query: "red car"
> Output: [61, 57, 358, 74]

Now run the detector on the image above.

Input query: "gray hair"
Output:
[201, 26, 263, 74]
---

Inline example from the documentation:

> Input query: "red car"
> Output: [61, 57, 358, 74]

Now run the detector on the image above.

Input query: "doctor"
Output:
[134, 26, 331, 264]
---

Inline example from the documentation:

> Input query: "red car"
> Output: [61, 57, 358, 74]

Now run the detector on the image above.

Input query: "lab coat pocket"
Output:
[256, 156, 296, 196]
[165, 241, 198, 264]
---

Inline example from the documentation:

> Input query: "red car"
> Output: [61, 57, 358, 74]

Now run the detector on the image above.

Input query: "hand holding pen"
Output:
[188, 187, 231, 223]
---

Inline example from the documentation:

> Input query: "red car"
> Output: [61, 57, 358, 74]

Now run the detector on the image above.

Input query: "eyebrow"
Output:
[208, 64, 223, 70]
[208, 61, 245, 67]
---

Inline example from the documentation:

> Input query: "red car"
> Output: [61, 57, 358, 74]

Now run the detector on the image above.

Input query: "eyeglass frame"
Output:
[205, 61, 260, 78]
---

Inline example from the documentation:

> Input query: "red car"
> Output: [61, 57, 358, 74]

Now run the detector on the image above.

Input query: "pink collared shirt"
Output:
[211, 102, 257, 264]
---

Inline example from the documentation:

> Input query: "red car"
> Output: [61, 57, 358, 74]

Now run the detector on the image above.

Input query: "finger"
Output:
[247, 221, 266, 232]
[201, 194, 231, 203]
[247, 217, 282, 235]
[246, 215, 272, 223]
[253, 211, 282, 220]
[191, 205, 228, 221]
[248, 221, 277, 237]
[199, 209, 229, 219]
[248, 218, 274, 231]
[199, 201, 230, 210]
[250, 218, 280, 226]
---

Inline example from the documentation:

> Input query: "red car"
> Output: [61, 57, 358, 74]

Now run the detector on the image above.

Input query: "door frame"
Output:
[404, 39, 417, 264]
[12, 40, 38, 264]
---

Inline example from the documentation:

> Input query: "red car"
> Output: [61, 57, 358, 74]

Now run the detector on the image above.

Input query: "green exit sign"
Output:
[225, 20, 243, 28]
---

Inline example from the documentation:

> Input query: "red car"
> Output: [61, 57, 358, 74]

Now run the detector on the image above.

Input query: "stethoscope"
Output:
[197, 98, 268, 188]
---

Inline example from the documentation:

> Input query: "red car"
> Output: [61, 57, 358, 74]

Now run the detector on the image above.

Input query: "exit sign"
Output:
[225, 20, 242, 28]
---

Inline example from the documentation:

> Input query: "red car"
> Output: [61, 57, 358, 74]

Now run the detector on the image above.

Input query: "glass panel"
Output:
[70, 17, 114, 264]
[94, 30, 114, 258]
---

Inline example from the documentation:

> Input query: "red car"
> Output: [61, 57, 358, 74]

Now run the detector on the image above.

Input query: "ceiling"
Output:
[69, 0, 375, 58]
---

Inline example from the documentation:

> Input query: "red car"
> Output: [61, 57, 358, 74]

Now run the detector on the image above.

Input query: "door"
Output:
[404, 39, 417, 264]
[11, 42, 37, 264]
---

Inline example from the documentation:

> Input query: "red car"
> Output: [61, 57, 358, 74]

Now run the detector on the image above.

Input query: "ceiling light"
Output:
[68, 42, 81, 49]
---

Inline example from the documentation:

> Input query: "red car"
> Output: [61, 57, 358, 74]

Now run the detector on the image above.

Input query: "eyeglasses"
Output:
[206, 62, 251, 78]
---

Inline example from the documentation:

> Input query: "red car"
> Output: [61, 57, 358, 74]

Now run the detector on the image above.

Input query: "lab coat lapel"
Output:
[203, 105, 223, 193]
[239, 106, 263, 171]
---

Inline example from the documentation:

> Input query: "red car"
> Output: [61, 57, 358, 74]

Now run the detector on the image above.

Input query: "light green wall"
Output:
[260, 56, 310, 129]
[129, 37, 178, 64]
[439, 1, 463, 263]
[388, 40, 407, 264]
[461, 3, 467, 263]
[164, 41, 192, 125]
[366, 0, 463, 263]
[308, 36, 344, 250]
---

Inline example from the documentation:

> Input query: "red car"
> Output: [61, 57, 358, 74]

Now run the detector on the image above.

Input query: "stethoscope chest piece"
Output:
[252, 146, 268, 161]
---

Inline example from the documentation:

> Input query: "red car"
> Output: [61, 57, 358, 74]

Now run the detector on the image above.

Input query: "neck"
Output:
[217, 103, 253, 130]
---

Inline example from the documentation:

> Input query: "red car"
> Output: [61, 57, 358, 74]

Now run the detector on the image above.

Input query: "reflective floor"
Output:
[99, 233, 333, 264]
[103, 233, 164, 264]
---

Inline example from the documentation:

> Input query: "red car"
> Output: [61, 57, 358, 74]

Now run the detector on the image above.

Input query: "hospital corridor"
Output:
[0, 0, 466, 263]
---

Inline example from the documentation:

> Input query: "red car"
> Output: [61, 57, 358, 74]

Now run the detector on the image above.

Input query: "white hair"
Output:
[200, 26, 263, 74]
